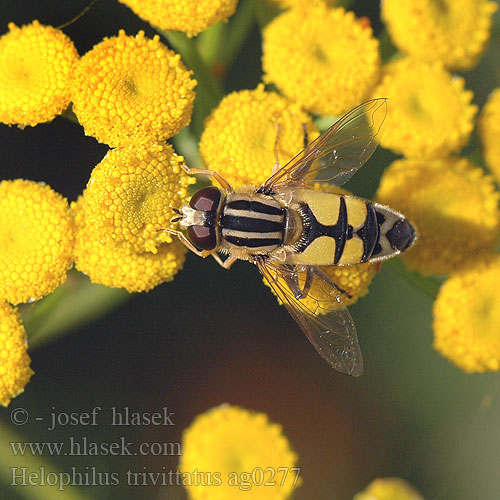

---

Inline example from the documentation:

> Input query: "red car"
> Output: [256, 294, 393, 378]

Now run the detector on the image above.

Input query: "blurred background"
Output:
[1, 1, 500, 499]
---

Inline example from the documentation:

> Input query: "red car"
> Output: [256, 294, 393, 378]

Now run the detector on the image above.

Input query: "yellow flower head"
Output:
[372, 58, 477, 159]
[200, 85, 317, 188]
[433, 255, 500, 373]
[0, 180, 74, 305]
[376, 158, 500, 276]
[82, 142, 194, 253]
[71, 30, 196, 147]
[72, 196, 187, 293]
[0, 302, 33, 407]
[0, 21, 78, 127]
[118, 0, 238, 36]
[180, 404, 300, 500]
[479, 88, 500, 183]
[382, 0, 498, 71]
[262, 5, 380, 116]
[354, 477, 424, 500]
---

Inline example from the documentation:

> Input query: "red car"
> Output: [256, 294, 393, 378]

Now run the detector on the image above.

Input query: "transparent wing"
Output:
[260, 98, 387, 191]
[256, 259, 363, 376]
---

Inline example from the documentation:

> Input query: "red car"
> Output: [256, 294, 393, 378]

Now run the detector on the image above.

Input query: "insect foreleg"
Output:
[162, 228, 213, 258]
[181, 163, 232, 192]
[211, 254, 238, 269]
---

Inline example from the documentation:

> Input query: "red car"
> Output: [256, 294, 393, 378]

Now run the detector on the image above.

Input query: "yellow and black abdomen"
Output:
[286, 189, 415, 266]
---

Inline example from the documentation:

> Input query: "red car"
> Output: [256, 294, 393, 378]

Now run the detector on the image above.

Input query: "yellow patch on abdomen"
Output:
[287, 235, 336, 265]
[337, 235, 364, 265]
[344, 197, 367, 229]
[294, 189, 341, 225]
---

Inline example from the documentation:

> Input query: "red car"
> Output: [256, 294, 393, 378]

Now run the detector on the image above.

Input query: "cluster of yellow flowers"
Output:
[0, 12, 205, 405]
[372, 0, 500, 374]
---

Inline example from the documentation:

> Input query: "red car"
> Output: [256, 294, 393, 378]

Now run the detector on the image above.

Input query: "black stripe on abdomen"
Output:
[221, 214, 283, 233]
[224, 235, 282, 248]
[226, 199, 284, 216]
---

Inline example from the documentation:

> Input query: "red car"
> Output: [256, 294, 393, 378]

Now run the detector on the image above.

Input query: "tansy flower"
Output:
[180, 404, 300, 500]
[0, 180, 74, 305]
[433, 255, 500, 373]
[200, 85, 317, 188]
[0, 302, 34, 407]
[262, 5, 380, 116]
[72, 196, 187, 293]
[479, 88, 500, 183]
[372, 58, 476, 159]
[71, 30, 196, 147]
[354, 477, 424, 500]
[382, 0, 498, 71]
[264, 186, 376, 310]
[82, 142, 194, 253]
[376, 157, 500, 276]
[118, 0, 238, 37]
[0, 21, 78, 127]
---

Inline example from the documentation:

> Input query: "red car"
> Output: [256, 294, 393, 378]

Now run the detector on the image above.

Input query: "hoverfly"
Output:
[167, 99, 416, 376]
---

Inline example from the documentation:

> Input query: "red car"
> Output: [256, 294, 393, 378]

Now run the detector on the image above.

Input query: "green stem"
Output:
[0, 421, 95, 500]
[160, 30, 224, 136]
[385, 258, 443, 300]
[21, 271, 129, 350]
[196, 22, 226, 66]
[171, 128, 204, 170]
[222, 0, 256, 70]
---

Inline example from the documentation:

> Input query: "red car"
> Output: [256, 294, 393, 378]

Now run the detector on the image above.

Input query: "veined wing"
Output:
[260, 99, 387, 191]
[256, 259, 363, 376]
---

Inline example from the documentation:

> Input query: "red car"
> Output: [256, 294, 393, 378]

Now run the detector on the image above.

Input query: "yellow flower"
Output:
[262, 5, 380, 116]
[0, 21, 78, 127]
[72, 197, 187, 293]
[376, 157, 500, 276]
[382, 0, 498, 71]
[82, 142, 194, 253]
[180, 404, 300, 500]
[479, 88, 500, 183]
[118, 0, 238, 37]
[433, 255, 500, 373]
[0, 302, 33, 407]
[354, 477, 424, 500]
[0, 180, 74, 305]
[200, 85, 317, 188]
[372, 58, 476, 159]
[71, 30, 196, 147]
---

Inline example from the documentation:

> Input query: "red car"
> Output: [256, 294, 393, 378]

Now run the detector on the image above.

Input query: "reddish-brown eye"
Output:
[187, 225, 217, 250]
[189, 187, 221, 212]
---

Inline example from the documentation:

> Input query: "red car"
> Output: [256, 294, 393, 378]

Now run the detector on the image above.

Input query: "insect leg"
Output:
[282, 265, 313, 300]
[211, 254, 238, 269]
[181, 163, 233, 192]
[272, 123, 282, 174]
[162, 228, 213, 258]
[313, 266, 353, 299]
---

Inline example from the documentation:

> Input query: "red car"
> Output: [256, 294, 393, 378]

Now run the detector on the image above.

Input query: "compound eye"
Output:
[189, 187, 221, 212]
[187, 225, 217, 250]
